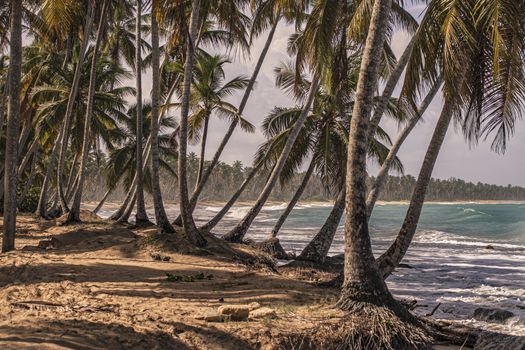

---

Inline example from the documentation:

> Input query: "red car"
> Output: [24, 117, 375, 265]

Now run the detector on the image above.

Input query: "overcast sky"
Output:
[144, 4, 525, 187]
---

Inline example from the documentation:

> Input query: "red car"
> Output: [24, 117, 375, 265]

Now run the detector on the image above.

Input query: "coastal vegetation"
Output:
[1, 0, 524, 349]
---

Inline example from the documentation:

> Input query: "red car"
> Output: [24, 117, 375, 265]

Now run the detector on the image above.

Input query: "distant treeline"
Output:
[83, 154, 525, 203]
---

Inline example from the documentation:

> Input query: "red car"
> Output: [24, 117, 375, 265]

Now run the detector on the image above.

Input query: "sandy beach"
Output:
[0, 213, 480, 349]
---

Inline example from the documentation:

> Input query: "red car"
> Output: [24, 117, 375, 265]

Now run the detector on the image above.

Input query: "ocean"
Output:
[96, 202, 525, 336]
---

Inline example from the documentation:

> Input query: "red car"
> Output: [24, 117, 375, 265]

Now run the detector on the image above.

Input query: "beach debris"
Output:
[475, 331, 525, 349]
[151, 253, 171, 261]
[165, 272, 213, 282]
[218, 304, 251, 321]
[249, 302, 261, 310]
[249, 307, 276, 319]
[473, 307, 515, 324]
[425, 302, 442, 317]
[398, 263, 414, 269]
[195, 313, 228, 322]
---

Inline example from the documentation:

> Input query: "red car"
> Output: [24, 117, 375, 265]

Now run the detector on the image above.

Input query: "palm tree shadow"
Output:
[0, 319, 190, 350]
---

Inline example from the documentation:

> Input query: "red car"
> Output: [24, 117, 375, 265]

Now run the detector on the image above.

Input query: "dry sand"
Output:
[0, 213, 468, 349]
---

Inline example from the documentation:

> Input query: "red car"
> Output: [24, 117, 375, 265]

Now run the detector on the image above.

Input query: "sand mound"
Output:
[36, 226, 137, 251]
[55, 209, 105, 225]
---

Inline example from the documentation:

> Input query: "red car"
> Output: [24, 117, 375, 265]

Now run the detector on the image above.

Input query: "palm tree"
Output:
[335, 0, 404, 319]
[177, 0, 206, 246]
[377, 0, 525, 279]
[133, 0, 152, 227]
[150, 0, 175, 233]
[178, 0, 310, 223]
[31, 54, 130, 217]
[56, 2, 95, 213]
[259, 61, 403, 250]
[222, 76, 320, 243]
[2, 0, 22, 252]
[185, 52, 252, 187]
[102, 103, 177, 208]
[67, 0, 110, 223]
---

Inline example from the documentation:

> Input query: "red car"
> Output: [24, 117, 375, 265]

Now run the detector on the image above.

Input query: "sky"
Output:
[142, 4, 525, 188]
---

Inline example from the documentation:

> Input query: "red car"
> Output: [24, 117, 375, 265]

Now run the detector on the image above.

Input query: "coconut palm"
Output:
[2, 0, 22, 252]
[132, 0, 152, 227]
[55, 1, 95, 213]
[335, 0, 410, 325]
[102, 102, 177, 205]
[149, 0, 175, 233]
[177, 0, 206, 246]
[259, 60, 404, 254]
[177, 0, 311, 223]
[67, 0, 110, 223]
[171, 52, 252, 189]
[377, 0, 525, 279]
[31, 53, 131, 217]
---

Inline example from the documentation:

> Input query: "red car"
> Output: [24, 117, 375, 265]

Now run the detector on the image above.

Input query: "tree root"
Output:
[272, 305, 432, 350]
[252, 238, 289, 260]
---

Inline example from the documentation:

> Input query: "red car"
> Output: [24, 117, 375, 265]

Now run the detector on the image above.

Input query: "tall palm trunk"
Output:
[367, 33, 417, 140]
[270, 158, 315, 238]
[336, 0, 399, 312]
[37, 141, 60, 218]
[134, 0, 152, 227]
[67, 0, 109, 222]
[0, 71, 10, 135]
[178, 0, 206, 246]
[195, 115, 209, 189]
[2, 0, 22, 252]
[222, 77, 320, 243]
[201, 161, 263, 231]
[297, 186, 345, 263]
[56, 4, 95, 213]
[366, 77, 443, 218]
[150, 0, 174, 233]
[174, 19, 279, 227]
[377, 98, 455, 279]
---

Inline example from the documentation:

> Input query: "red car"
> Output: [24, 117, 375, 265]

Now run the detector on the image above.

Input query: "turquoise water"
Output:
[370, 203, 525, 243]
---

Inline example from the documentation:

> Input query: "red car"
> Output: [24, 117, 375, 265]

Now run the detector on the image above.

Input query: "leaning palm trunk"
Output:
[173, 19, 280, 226]
[149, 0, 175, 233]
[56, 5, 95, 213]
[201, 161, 263, 232]
[336, 0, 401, 314]
[134, 0, 151, 227]
[93, 188, 112, 213]
[270, 158, 315, 238]
[19, 151, 39, 205]
[18, 138, 39, 179]
[177, 0, 206, 246]
[118, 194, 137, 223]
[2, 0, 22, 252]
[67, 0, 109, 223]
[222, 78, 320, 243]
[366, 77, 443, 218]
[297, 186, 345, 263]
[195, 116, 209, 189]
[0, 71, 10, 135]
[377, 98, 455, 279]
[368, 33, 416, 141]
[64, 154, 79, 202]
